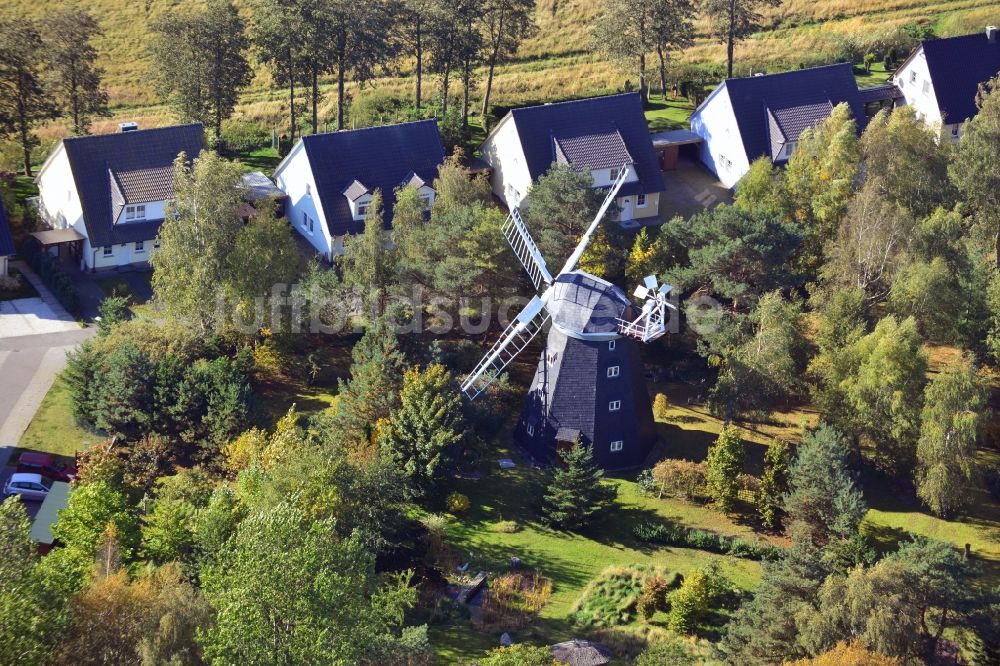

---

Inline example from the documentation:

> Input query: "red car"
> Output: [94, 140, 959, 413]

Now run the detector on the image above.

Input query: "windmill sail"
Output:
[461, 295, 550, 400]
[461, 164, 631, 401]
[502, 208, 552, 290]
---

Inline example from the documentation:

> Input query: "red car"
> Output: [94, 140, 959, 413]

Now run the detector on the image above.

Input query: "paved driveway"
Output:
[0, 298, 81, 338]
[659, 156, 733, 221]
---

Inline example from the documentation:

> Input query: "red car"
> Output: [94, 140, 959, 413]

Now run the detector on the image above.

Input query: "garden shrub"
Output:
[636, 573, 681, 621]
[636, 468, 657, 496]
[632, 520, 779, 561]
[666, 570, 709, 633]
[494, 520, 519, 533]
[653, 393, 670, 420]
[445, 492, 471, 514]
[475, 570, 551, 631]
[651, 459, 707, 500]
[219, 119, 271, 154]
[570, 565, 677, 628]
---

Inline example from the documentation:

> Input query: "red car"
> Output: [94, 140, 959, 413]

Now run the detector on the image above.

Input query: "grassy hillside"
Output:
[3, 0, 999, 143]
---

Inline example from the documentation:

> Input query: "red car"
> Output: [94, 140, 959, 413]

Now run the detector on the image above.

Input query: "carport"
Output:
[651, 129, 703, 171]
[29, 228, 86, 269]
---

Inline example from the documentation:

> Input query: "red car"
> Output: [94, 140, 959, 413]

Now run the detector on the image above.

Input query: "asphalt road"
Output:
[0, 328, 95, 447]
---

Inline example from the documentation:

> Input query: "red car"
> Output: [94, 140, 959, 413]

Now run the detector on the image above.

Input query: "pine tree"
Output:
[541, 441, 617, 530]
[0, 18, 58, 176]
[379, 364, 464, 498]
[705, 426, 745, 512]
[41, 9, 109, 135]
[783, 424, 868, 568]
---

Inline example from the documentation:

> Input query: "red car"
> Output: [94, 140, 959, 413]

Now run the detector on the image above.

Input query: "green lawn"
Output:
[434, 440, 765, 664]
[18, 376, 103, 457]
[0, 268, 40, 301]
[853, 62, 892, 89]
[234, 147, 282, 175]
[644, 97, 695, 132]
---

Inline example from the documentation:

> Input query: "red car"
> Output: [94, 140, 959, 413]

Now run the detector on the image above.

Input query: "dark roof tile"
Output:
[723, 63, 866, 162]
[920, 32, 1000, 123]
[299, 119, 445, 236]
[507, 93, 663, 196]
[553, 128, 634, 172]
[58, 124, 205, 248]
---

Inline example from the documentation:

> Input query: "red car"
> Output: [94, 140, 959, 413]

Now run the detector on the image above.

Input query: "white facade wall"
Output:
[480, 116, 534, 209]
[689, 84, 752, 189]
[37, 143, 164, 270]
[274, 141, 335, 260]
[892, 50, 962, 142]
[36, 144, 84, 236]
[114, 200, 166, 225]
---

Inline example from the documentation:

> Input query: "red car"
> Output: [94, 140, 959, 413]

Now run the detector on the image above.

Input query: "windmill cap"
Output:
[547, 271, 633, 338]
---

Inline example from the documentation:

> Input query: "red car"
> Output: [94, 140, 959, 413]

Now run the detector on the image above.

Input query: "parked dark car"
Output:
[16, 452, 77, 482]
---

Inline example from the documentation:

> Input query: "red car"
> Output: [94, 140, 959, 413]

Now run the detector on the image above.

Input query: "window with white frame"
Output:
[608, 340, 616, 351]
[607, 365, 620, 378]
[135, 240, 145, 252]
[302, 212, 315, 234]
[610, 440, 623, 452]
[922, 80, 930, 95]
[609, 400, 621, 411]
[526, 424, 535, 436]
[153, 239, 161, 249]
[610, 167, 621, 181]
[421, 194, 433, 210]
[103, 246, 113, 256]
[125, 204, 146, 221]
[910, 71, 917, 84]
[357, 202, 370, 218]
[636, 193, 646, 207]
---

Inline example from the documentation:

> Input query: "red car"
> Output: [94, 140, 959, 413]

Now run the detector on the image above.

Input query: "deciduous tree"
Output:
[480, 0, 537, 116]
[705, 426, 745, 512]
[916, 357, 990, 517]
[150, 0, 252, 138]
[199, 502, 417, 664]
[949, 75, 1000, 267]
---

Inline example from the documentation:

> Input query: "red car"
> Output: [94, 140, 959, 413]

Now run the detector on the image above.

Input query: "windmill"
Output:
[461, 166, 676, 469]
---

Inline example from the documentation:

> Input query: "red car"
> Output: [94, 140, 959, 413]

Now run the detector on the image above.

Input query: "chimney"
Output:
[118, 121, 139, 133]
[988, 25, 998, 42]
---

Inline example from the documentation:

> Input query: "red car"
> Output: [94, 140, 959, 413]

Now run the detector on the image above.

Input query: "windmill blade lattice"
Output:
[461, 164, 631, 401]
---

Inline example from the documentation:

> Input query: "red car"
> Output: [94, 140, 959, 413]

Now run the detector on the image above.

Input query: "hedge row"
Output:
[22, 240, 80, 315]
[632, 521, 780, 561]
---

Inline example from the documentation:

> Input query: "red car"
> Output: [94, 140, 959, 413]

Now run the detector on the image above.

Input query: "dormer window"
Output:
[125, 204, 146, 221]
[342, 179, 371, 221]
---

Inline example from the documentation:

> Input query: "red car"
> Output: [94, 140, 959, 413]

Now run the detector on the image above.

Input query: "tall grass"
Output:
[4, 0, 997, 140]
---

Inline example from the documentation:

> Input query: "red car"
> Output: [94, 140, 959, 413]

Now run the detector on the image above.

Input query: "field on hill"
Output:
[3, 0, 999, 152]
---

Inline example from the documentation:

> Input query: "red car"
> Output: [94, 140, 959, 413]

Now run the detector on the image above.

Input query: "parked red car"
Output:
[16, 452, 77, 482]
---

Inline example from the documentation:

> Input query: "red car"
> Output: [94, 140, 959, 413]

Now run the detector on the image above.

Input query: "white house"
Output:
[478, 93, 664, 223]
[689, 63, 867, 188]
[34, 124, 204, 271]
[891, 26, 1000, 143]
[273, 119, 445, 260]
